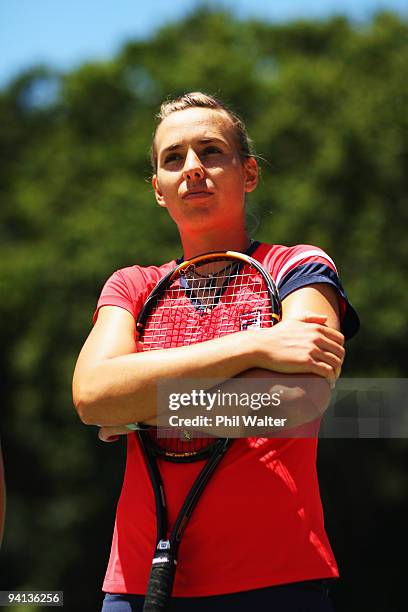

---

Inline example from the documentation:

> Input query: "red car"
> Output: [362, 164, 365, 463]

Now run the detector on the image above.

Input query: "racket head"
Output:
[137, 250, 281, 346]
[139, 427, 221, 463]
[136, 250, 281, 461]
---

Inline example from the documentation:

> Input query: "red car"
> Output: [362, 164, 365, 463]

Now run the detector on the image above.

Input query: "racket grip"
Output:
[143, 548, 176, 612]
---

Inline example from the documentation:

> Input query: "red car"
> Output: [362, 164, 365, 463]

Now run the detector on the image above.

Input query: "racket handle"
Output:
[143, 547, 176, 612]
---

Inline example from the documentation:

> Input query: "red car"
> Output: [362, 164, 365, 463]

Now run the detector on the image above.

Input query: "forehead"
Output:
[155, 107, 236, 152]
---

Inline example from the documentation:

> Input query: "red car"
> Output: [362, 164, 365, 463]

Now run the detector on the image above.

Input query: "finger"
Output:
[314, 336, 346, 360]
[321, 351, 343, 372]
[98, 430, 119, 443]
[311, 345, 343, 371]
[315, 326, 345, 346]
[297, 318, 345, 345]
[98, 428, 123, 442]
[296, 313, 328, 323]
[310, 363, 337, 389]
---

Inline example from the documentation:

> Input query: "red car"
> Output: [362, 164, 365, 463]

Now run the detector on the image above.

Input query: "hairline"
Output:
[151, 106, 250, 173]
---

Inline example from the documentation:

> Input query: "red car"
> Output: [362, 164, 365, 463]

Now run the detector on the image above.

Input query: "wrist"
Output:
[240, 328, 271, 371]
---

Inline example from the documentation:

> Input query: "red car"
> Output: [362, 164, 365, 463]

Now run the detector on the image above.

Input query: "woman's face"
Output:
[152, 107, 258, 232]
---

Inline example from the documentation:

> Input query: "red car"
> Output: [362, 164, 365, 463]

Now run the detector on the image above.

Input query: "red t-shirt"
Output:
[94, 243, 359, 596]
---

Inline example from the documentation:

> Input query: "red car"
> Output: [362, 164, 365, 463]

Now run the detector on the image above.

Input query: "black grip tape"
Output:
[143, 550, 176, 612]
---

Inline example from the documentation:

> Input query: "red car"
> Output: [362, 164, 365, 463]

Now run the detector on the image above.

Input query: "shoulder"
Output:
[109, 260, 176, 293]
[254, 242, 359, 340]
[253, 242, 337, 285]
[94, 259, 176, 323]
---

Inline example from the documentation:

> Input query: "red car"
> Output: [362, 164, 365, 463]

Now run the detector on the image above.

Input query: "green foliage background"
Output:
[1, 9, 407, 611]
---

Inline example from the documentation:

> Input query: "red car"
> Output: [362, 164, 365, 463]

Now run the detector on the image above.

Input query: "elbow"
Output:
[280, 377, 332, 426]
[72, 361, 113, 425]
[72, 382, 104, 425]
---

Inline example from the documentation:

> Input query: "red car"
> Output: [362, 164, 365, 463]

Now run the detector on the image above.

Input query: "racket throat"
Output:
[156, 539, 171, 554]
[153, 540, 178, 568]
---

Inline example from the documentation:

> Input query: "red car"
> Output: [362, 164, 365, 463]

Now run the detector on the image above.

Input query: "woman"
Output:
[73, 92, 359, 611]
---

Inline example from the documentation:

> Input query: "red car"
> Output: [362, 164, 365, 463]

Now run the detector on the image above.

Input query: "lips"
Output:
[182, 190, 213, 200]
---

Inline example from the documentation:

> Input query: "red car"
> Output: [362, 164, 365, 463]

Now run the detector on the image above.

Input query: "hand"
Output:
[98, 425, 130, 443]
[253, 312, 345, 388]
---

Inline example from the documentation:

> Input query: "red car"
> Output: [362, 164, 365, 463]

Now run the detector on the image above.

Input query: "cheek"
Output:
[222, 170, 245, 191]
[157, 174, 177, 195]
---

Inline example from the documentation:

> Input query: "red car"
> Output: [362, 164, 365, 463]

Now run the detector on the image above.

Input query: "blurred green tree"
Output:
[0, 9, 407, 611]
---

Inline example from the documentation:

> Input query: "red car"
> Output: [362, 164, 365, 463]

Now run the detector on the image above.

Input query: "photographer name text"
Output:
[168, 415, 287, 428]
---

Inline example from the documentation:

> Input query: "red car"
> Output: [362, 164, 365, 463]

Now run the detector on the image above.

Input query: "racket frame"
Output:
[136, 250, 281, 334]
[138, 249, 281, 611]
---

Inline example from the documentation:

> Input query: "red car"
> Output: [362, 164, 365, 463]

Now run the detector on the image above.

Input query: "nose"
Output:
[182, 148, 205, 181]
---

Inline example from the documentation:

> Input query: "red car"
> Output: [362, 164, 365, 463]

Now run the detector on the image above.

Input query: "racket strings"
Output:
[148, 428, 217, 457]
[140, 263, 274, 351]
[137, 258, 278, 457]
[182, 260, 240, 283]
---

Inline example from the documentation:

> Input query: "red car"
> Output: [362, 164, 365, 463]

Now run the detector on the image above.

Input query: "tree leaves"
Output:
[1, 9, 407, 610]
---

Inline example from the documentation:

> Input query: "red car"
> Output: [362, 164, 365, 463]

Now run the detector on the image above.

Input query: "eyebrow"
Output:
[160, 137, 226, 157]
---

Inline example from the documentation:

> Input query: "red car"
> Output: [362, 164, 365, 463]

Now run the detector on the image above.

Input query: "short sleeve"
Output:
[92, 261, 177, 325]
[93, 268, 146, 324]
[273, 245, 360, 340]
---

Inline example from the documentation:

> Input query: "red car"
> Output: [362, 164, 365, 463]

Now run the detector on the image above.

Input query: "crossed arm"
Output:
[72, 283, 345, 438]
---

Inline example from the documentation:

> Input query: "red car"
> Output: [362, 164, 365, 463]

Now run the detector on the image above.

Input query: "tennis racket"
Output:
[136, 250, 281, 612]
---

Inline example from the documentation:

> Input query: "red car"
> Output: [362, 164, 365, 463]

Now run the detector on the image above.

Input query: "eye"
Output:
[201, 145, 222, 156]
[163, 152, 183, 164]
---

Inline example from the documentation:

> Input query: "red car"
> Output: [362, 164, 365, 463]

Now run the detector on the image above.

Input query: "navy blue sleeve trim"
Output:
[278, 263, 360, 340]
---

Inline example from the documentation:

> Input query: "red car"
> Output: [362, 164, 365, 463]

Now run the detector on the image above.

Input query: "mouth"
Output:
[182, 190, 214, 200]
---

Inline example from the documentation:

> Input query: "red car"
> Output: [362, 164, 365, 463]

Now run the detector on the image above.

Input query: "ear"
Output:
[152, 175, 167, 208]
[243, 157, 258, 193]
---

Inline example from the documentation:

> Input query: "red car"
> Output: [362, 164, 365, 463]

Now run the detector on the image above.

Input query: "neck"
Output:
[179, 227, 252, 259]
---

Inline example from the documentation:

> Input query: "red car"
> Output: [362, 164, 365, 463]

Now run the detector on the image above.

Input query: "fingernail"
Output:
[107, 435, 120, 442]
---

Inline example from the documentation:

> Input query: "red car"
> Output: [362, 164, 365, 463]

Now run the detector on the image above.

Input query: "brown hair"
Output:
[150, 91, 253, 172]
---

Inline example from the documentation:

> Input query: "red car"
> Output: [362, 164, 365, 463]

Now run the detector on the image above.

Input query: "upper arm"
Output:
[72, 306, 137, 401]
[281, 283, 341, 331]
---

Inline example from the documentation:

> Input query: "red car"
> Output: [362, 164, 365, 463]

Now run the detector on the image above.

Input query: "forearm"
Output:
[98, 369, 331, 441]
[228, 368, 331, 432]
[149, 368, 331, 433]
[74, 330, 258, 426]
[74, 300, 344, 427]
